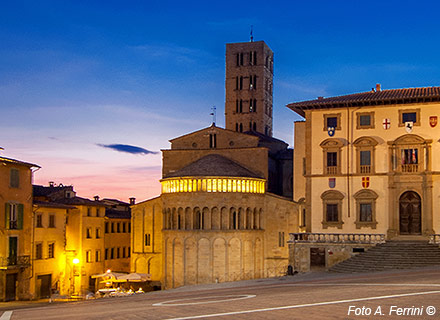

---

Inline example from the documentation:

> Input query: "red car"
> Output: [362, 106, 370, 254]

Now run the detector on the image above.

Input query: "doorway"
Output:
[399, 191, 421, 235]
[310, 247, 326, 268]
[5, 273, 17, 301]
[37, 274, 52, 298]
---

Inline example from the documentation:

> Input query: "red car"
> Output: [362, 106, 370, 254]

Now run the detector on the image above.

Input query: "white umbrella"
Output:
[116, 273, 151, 282]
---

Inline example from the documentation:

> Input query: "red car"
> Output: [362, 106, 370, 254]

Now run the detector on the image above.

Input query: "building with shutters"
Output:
[0, 156, 39, 301]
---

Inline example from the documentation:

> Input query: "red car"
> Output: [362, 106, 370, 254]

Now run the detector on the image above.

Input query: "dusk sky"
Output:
[2, 1, 440, 202]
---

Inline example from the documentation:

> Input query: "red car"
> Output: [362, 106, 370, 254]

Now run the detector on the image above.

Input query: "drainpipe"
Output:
[347, 106, 362, 218]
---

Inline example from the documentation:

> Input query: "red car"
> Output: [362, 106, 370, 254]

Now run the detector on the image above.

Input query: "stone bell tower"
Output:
[225, 40, 274, 136]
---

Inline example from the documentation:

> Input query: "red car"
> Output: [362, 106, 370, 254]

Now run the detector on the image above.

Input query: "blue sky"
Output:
[1, 0, 440, 201]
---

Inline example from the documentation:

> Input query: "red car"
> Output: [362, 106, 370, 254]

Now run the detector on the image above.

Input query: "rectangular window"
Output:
[360, 150, 371, 166]
[86, 228, 92, 239]
[278, 232, 285, 247]
[302, 157, 306, 176]
[48, 242, 55, 259]
[359, 203, 372, 222]
[110, 248, 114, 259]
[6, 203, 23, 230]
[327, 117, 337, 128]
[209, 134, 217, 148]
[128, 223, 131, 232]
[122, 247, 126, 258]
[96, 228, 101, 239]
[401, 148, 419, 172]
[402, 112, 417, 123]
[10, 169, 19, 188]
[36, 243, 43, 260]
[96, 208, 100, 217]
[359, 115, 371, 126]
[36, 214, 43, 228]
[122, 222, 126, 233]
[117, 222, 120, 233]
[326, 204, 339, 222]
[128, 247, 131, 257]
[111, 222, 115, 233]
[87, 208, 91, 217]
[86, 250, 92, 263]
[95, 250, 101, 262]
[301, 208, 306, 227]
[327, 152, 338, 174]
[145, 233, 151, 246]
[105, 248, 109, 260]
[105, 222, 109, 233]
[116, 247, 120, 259]
[49, 214, 55, 228]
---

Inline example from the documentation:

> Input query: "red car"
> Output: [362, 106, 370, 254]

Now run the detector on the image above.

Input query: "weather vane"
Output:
[210, 106, 216, 125]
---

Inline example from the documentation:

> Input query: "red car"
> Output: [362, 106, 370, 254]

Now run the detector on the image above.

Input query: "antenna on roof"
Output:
[210, 106, 216, 125]
[250, 25, 254, 42]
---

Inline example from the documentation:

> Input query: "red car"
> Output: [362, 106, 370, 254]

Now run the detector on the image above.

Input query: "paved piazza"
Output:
[2, 267, 440, 320]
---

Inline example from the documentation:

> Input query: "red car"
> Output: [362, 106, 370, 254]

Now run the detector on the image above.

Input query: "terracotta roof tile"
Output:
[287, 86, 440, 117]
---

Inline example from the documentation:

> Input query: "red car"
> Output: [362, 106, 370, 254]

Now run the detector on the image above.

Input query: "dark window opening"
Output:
[326, 204, 339, 222]
[359, 203, 372, 222]
[359, 115, 371, 126]
[402, 112, 417, 123]
[327, 117, 337, 128]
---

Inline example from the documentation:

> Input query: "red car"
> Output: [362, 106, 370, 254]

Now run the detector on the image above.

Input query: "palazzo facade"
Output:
[288, 85, 440, 271]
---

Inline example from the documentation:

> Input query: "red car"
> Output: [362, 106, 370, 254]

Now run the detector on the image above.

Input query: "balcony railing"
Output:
[0, 255, 31, 268]
[359, 165, 371, 174]
[9, 220, 18, 229]
[326, 166, 338, 175]
[289, 233, 386, 244]
[401, 163, 419, 173]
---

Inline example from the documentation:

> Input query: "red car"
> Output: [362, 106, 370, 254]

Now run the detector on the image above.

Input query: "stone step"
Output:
[328, 240, 440, 273]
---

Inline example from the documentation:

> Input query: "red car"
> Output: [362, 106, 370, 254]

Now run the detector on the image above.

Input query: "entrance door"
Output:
[5, 273, 17, 301]
[37, 274, 52, 298]
[399, 191, 421, 234]
[310, 248, 326, 267]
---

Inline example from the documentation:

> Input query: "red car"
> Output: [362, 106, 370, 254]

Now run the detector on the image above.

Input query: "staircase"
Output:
[329, 240, 440, 273]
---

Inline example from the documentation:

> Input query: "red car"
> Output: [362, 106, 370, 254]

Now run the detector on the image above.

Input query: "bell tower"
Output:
[225, 40, 274, 136]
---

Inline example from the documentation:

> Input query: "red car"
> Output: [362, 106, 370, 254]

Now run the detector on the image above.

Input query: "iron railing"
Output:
[0, 255, 31, 268]
[289, 233, 386, 244]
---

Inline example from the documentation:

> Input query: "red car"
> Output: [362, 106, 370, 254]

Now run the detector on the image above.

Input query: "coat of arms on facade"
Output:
[327, 127, 335, 137]
[405, 121, 413, 133]
[382, 118, 390, 130]
[430, 116, 438, 128]
[362, 177, 370, 188]
[329, 178, 336, 188]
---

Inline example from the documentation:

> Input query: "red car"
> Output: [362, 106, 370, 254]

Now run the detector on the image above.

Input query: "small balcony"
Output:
[359, 165, 371, 174]
[401, 163, 419, 173]
[326, 166, 338, 175]
[0, 255, 31, 269]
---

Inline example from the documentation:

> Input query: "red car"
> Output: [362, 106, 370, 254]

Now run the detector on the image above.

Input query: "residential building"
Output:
[0, 156, 39, 301]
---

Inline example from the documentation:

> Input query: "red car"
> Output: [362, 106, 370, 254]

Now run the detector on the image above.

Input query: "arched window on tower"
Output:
[240, 123, 243, 132]
[253, 123, 257, 131]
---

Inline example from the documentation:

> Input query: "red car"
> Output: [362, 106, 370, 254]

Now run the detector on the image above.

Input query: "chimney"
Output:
[129, 197, 136, 205]
[376, 83, 381, 92]
[49, 181, 55, 187]
[94, 195, 100, 201]
[317, 96, 324, 100]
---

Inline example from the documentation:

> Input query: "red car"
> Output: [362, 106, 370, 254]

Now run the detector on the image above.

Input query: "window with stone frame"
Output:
[356, 112, 375, 129]
[354, 189, 378, 229]
[35, 243, 43, 260]
[398, 109, 420, 127]
[354, 137, 378, 174]
[389, 134, 432, 173]
[320, 138, 344, 175]
[321, 190, 344, 229]
[323, 113, 341, 131]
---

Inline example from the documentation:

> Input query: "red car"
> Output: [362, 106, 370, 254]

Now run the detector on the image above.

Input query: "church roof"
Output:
[287, 86, 440, 117]
[164, 154, 263, 179]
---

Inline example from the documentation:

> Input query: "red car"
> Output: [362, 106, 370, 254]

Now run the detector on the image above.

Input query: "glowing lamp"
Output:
[72, 258, 80, 265]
